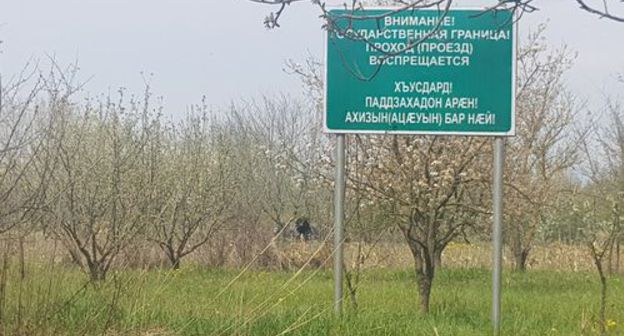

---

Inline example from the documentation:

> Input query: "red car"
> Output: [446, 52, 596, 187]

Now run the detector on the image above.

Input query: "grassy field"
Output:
[1, 262, 623, 336]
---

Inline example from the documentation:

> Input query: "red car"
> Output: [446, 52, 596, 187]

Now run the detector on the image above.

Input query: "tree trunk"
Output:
[18, 237, 25, 280]
[589, 242, 608, 336]
[607, 243, 614, 274]
[417, 268, 433, 314]
[160, 244, 182, 270]
[171, 258, 181, 270]
[165, 247, 182, 270]
[409, 244, 435, 314]
[596, 259, 607, 336]
[509, 220, 533, 272]
[0, 242, 11, 323]
[599, 273, 607, 336]
[17, 236, 25, 333]
[88, 263, 107, 282]
[616, 241, 621, 274]
[511, 234, 530, 272]
[434, 248, 443, 269]
[344, 269, 358, 310]
[513, 249, 529, 272]
[344, 243, 364, 311]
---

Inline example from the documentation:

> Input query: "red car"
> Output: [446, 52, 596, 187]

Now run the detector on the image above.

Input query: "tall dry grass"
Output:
[17, 232, 622, 274]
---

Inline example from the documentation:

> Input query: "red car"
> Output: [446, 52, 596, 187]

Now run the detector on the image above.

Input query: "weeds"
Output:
[0, 238, 621, 335]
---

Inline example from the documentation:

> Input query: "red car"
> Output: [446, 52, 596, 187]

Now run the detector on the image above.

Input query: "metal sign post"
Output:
[492, 137, 505, 335]
[333, 134, 346, 314]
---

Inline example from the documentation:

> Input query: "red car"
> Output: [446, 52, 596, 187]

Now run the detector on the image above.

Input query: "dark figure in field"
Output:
[272, 216, 316, 241]
[295, 217, 313, 241]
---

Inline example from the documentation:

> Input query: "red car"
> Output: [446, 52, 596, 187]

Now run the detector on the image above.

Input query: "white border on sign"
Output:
[322, 6, 517, 137]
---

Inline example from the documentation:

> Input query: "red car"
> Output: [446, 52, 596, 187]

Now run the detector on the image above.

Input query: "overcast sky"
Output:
[0, 0, 622, 117]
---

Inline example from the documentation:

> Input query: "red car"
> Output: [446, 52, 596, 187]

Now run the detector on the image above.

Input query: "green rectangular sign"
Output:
[324, 8, 515, 136]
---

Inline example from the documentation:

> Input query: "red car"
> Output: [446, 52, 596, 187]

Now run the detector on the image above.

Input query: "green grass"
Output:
[1, 264, 622, 335]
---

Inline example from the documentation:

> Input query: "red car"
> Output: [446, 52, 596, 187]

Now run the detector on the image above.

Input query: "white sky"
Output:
[0, 0, 622, 117]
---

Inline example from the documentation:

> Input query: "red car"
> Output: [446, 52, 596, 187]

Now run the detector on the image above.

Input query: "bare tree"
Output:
[343, 135, 489, 313]
[560, 97, 624, 335]
[505, 27, 583, 271]
[0, 61, 86, 292]
[148, 107, 234, 269]
[0, 63, 61, 234]
[43, 90, 154, 281]
[568, 189, 621, 336]
[228, 97, 331, 242]
[341, 180, 394, 310]
[584, 99, 624, 273]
